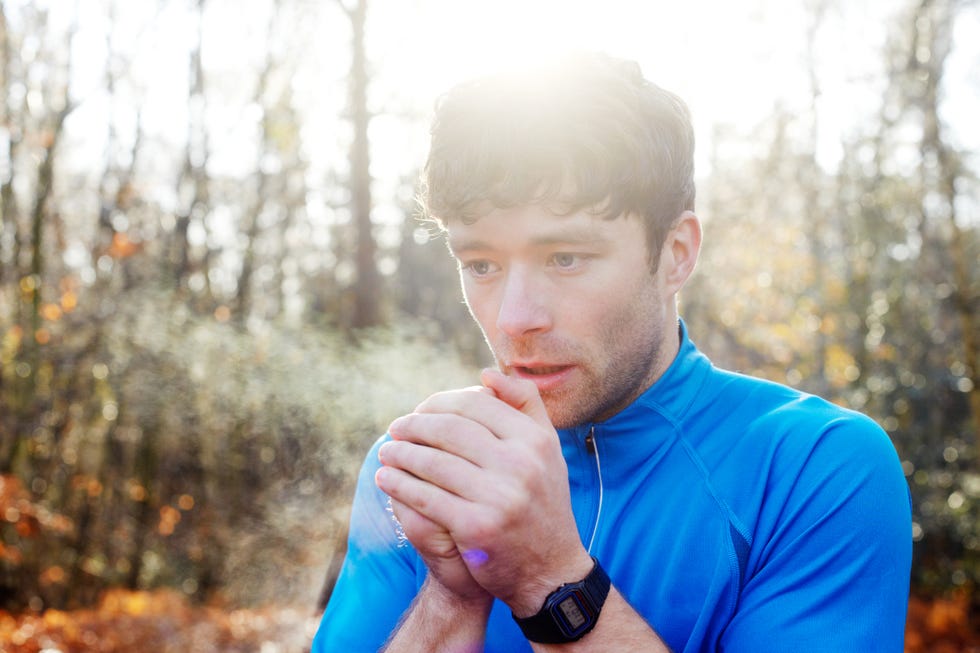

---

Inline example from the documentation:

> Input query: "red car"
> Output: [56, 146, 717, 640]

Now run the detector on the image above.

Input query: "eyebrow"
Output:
[449, 230, 609, 255]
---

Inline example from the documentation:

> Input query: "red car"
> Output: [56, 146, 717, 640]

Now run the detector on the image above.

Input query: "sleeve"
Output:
[720, 412, 912, 653]
[311, 435, 421, 652]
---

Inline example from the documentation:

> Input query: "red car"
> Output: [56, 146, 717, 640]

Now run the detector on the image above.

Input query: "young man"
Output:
[313, 53, 911, 652]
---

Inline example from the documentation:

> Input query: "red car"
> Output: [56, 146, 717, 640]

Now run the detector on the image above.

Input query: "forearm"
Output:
[383, 576, 494, 653]
[527, 586, 673, 653]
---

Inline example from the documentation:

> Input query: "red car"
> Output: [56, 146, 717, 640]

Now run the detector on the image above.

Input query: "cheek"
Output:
[519, 289, 627, 341]
[461, 284, 497, 332]
[598, 284, 662, 345]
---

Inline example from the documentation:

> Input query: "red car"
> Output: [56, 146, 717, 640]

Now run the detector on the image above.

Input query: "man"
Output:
[313, 53, 911, 652]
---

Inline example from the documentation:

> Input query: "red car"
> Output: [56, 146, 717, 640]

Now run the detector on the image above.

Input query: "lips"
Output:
[516, 364, 569, 376]
[508, 362, 575, 393]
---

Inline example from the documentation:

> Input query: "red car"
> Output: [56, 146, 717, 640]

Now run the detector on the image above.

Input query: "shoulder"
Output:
[347, 434, 410, 552]
[684, 366, 908, 528]
[697, 365, 889, 453]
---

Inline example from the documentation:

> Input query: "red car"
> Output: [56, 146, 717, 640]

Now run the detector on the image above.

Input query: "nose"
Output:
[495, 267, 552, 337]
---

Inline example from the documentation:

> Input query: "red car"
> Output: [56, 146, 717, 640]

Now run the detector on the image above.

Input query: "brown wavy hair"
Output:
[421, 51, 696, 270]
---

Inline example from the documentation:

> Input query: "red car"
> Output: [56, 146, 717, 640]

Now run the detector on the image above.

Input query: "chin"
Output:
[543, 402, 588, 430]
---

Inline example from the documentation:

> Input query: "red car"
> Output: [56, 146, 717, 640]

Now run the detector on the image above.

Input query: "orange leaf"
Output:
[107, 233, 143, 259]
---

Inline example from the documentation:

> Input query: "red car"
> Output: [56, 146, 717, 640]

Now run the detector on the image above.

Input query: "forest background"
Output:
[0, 0, 977, 651]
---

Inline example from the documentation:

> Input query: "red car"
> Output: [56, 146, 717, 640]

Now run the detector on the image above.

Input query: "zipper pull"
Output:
[585, 425, 596, 455]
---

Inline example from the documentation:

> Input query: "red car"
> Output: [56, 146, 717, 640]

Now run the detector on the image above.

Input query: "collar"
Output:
[559, 319, 713, 441]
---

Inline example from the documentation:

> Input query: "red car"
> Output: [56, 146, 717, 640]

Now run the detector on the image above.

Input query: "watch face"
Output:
[552, 589, 597, 638]
[558, 595, 587, 630]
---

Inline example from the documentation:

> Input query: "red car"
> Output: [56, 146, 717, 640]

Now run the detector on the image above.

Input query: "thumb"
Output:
[480, 368, 551, 426]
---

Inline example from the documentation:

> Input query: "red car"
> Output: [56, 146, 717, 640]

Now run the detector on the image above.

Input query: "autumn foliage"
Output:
[0, 1, 977, 650]
[904, 591, 980, 653]
[0, 589, 317, 652]
[0, 476, 72, 565]
[0, 588, 975, 651]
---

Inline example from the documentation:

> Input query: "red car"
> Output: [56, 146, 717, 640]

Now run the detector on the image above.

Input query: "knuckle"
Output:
[381, 440, 408, 465]
[415, 450, 442, 481]
[466, 509, 508, 542]
[528, 429, 558, 456]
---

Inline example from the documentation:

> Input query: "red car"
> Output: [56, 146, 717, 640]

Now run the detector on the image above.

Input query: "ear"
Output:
[660, 211, 701, 295]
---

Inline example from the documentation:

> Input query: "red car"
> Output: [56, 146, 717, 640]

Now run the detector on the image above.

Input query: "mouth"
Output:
[514, 364, 570, 376]
[508, 363, 575, 392]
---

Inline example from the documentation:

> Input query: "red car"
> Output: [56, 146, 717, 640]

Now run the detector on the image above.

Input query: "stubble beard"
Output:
[490, 315, 665, 430]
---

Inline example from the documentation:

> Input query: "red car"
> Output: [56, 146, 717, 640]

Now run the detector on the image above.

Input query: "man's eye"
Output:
[550, 253, 582, 269]
[463, 260, 496, 276]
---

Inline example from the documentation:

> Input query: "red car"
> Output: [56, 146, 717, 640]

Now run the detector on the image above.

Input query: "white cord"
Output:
[586, 428, 605, 554]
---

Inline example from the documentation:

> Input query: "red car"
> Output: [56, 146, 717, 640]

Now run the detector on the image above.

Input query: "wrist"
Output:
[422, 574, 494, 614]
[508, 551, 596, 618]
[513, 556, 612, 644]
[385, 574, 494, 652]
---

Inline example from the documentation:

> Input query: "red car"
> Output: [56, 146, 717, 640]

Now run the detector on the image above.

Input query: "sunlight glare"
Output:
[397, 0, 695, 95]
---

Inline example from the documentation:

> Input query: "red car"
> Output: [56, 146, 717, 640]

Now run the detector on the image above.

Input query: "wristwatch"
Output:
[513, 557, 611, 644]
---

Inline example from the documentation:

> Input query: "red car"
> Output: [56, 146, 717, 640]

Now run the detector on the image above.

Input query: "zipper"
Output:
[584, 425, 605, 554]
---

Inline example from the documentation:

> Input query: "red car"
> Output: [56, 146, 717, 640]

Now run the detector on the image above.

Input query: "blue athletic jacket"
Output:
[313, 322, 912, 652]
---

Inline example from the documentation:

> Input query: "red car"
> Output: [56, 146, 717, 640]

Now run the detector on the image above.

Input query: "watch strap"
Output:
[513, 557, 611, 644]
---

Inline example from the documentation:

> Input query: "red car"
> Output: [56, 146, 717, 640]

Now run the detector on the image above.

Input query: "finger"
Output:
[412, 387, 538, 441]
[388, 412, 496, 463]
[388, 498, 463, 560]
[388, 496, 443, 537]
[480, 368, 551, 427]
[375, 463, 471, 529]
[379, 440, 484, 499]
[413, 384, 495, 413]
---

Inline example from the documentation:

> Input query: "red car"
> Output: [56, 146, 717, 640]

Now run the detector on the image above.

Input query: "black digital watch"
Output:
[513, 557, 611, 644]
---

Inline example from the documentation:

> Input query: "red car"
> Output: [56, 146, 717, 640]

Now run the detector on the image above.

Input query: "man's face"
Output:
[447, 205, 674, 429]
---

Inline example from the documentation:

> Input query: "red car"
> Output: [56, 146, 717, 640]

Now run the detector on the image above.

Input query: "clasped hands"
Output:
[375, 369, 594, 617]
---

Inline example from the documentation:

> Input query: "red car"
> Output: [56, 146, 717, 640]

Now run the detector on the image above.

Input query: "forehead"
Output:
[446, 205, 639, 254]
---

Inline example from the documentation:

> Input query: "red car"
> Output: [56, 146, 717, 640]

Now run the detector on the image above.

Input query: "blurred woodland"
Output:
[0, 0, 977, 650]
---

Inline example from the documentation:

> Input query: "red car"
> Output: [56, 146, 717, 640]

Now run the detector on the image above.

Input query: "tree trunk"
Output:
[0, 2, 19, 284]
[173, 0, 210, 295]
[914, 0, 978, 445]
[347, 0, 382, 329]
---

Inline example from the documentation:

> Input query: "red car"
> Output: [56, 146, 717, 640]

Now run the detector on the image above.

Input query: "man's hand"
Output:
[377, 384, 493, 605]
[375, 369, 593, 616]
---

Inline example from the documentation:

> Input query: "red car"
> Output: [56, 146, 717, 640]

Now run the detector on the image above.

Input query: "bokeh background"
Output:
[0, 0, 977, 650]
